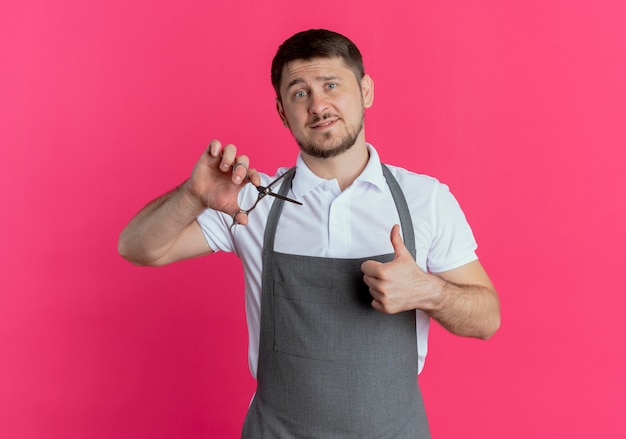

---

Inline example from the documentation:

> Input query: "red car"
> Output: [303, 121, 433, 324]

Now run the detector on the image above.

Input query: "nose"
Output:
[308, 92, 329, 115]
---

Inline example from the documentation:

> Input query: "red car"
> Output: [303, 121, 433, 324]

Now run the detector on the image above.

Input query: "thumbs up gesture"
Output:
[361, 224, 444, 314]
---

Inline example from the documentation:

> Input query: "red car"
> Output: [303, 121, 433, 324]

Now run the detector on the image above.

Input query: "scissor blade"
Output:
[267, 192, 303, 205]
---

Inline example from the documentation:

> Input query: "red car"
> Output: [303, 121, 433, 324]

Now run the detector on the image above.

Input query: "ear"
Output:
[361, 74, 374, 109]
[275, 98, 289, 127]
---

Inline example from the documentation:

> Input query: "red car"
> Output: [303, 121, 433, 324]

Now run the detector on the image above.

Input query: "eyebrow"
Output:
[285, 76, 340, 90]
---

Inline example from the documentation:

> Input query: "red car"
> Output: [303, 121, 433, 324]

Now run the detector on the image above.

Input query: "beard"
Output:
[295, 111, 364, 159]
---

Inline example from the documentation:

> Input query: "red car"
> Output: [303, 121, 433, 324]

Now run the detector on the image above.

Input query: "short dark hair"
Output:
[271, 29, 365, 99]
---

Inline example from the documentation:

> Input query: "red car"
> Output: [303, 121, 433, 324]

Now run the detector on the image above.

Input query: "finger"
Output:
[233, 210, 249, 226]
[208, 139, 222, 157]
[371, 299, 387, 314]
[231, 156, 249, 184]
[363, 273, 383, 294]
[390, 224, 410, 260]
[247, 167, 261, 187]
[220, 143, 237, 171]
[361, 260, 382, 277]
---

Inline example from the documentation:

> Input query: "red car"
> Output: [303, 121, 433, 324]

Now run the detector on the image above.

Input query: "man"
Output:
[119, 29, 500, 438]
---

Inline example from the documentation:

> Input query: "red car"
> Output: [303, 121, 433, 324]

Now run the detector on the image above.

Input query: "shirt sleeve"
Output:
[196, 207, 236, 254]
[426, 182, 478, 273]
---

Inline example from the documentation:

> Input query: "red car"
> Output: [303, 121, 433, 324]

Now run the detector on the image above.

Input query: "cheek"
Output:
[285, 108, 306, 126]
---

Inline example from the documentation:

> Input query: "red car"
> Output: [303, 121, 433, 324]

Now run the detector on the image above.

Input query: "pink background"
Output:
[2, 1, 625, 438]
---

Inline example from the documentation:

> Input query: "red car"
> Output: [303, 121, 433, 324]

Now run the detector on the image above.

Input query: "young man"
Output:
[119, 29, 500, 438]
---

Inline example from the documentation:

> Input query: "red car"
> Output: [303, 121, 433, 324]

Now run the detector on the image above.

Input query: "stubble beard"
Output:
[295, 111, 364, 159]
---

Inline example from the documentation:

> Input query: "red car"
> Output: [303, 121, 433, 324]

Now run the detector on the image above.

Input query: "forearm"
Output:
[118, 180, 207, 265]
[426, 276, 501, 340]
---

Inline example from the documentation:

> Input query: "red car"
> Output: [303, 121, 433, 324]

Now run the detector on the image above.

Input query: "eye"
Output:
[294, 90, 308, 99]
[326, 82, 337, 89]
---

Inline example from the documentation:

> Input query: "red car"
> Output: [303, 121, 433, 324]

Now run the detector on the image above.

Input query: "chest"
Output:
[270, 182, 431, 271]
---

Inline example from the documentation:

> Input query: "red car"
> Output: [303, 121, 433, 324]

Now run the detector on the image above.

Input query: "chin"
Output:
[298, 140, 356, 159]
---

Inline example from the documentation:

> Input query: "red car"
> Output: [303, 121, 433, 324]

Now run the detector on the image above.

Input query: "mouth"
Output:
[310, 117, 338, 129]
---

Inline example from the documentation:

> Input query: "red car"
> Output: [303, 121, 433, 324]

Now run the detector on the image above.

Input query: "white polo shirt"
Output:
[197, 144, 478, 377]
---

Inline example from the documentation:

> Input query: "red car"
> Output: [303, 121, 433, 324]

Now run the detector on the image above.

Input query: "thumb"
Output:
[390, 224, 410, 260]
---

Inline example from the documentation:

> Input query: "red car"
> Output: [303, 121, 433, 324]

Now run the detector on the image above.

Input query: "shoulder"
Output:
[368, 144, 440, 189]
[382, 163, 446, 195]
[382, 163, 468, 223]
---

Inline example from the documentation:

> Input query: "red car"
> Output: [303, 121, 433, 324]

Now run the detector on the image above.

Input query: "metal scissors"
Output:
[231, 167, 302, 229]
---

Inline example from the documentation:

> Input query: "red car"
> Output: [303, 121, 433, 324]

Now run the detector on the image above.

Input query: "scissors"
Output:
[231, 166, 302, 229]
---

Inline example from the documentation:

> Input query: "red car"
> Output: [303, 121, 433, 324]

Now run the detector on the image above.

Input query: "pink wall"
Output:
[2, 1, 625, 437]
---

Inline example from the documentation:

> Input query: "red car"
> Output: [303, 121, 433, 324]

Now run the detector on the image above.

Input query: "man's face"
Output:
[276, 57, 374, 159]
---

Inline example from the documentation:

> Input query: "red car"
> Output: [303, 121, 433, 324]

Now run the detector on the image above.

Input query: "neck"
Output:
[301, 137, 370, 191]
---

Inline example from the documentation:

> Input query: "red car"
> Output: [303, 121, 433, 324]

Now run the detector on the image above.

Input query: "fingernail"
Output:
[233, 175, 242, 184]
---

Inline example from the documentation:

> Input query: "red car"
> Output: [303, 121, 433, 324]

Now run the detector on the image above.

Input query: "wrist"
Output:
[422, 274, 448, 314]
[158, 181, 207, 228]
[179, 179, 209, 212]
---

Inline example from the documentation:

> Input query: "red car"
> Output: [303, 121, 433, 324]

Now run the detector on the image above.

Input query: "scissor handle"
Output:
[230, 167, 300, 230]
[229, 197, 262, 231]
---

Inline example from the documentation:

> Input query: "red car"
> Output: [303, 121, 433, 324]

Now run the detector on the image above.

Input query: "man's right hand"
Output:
[118, 139, 260, 265]
[184, 139, 261, 226]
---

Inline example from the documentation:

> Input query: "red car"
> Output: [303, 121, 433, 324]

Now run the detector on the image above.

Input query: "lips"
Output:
[310, 117, 338, 129]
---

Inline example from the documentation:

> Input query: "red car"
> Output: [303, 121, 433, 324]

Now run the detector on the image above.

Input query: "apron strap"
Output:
[263, 167, 296, 257]
[382, 163, 416, 260]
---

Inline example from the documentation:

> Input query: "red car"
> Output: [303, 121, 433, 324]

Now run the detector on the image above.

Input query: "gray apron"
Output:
[242, 165, 430, 438]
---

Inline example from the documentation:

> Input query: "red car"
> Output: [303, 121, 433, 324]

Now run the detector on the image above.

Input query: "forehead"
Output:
[280, 57, 357, 89]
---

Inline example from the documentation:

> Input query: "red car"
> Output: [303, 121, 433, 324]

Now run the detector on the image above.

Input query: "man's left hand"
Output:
[361, 224, 444, 314]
